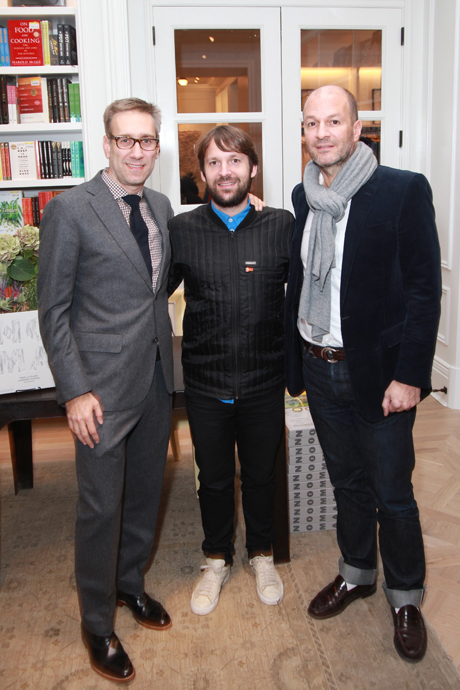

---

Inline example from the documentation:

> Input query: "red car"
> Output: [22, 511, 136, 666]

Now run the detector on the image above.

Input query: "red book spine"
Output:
[4, 142, 11, 180]
[22, 197, 34, 226]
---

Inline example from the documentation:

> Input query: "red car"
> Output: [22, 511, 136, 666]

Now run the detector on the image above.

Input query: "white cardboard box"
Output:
[0, 310, 55, 394]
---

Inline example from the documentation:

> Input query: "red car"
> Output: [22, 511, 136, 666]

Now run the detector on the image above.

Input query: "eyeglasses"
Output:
[108, 135, 160, 151]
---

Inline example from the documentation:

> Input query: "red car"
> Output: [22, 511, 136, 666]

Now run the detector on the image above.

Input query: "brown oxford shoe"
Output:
[117, 590, 172, 630]
[81, 625, 135, 683]
[392, 605, 427, 662]
[308, 574, 377, 620]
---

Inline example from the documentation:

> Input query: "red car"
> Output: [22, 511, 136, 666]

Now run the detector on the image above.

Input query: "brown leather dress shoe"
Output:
[308, 574, 377, 619]
[392, 605, 427, 662]
[117, 590, 172, 630]
[81, 625, 135, 683]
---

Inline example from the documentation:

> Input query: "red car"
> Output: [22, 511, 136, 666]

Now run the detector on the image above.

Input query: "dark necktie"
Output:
[123, 194, 152, 280]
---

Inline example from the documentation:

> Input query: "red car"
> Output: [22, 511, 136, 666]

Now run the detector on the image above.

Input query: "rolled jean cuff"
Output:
[338, 557, 377, 586]
[382, 583, 425, 608]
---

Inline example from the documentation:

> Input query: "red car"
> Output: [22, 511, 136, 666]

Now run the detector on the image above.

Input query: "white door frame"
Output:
[152, 6, 283, 212]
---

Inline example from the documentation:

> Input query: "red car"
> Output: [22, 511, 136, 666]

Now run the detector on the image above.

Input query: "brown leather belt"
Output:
[304, 340, 346, 363]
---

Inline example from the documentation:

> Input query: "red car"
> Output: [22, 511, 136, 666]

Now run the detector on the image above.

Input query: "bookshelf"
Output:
[0, 4, 84, 191]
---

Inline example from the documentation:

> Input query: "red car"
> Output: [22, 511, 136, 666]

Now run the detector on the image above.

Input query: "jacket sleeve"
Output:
[393, 173, 441, 388]
[37, 195, 92, 404]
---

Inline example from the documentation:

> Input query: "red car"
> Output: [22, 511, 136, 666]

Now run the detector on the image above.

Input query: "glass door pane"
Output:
[175, 30, 261, 113]
[282, 7, 402, 209]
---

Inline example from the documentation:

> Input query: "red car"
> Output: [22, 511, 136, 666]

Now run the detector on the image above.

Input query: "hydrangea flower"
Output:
[15, 225, 40, 254]
[0, 234, 21, 264]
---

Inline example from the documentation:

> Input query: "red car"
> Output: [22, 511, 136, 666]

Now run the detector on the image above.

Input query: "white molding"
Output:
[151, 0, 404, 6]
[425, 0, 435, 180]
[431, 356, 449, 406]
[446, 0, 460, 274]
[437, 285, 451, 346]
[101, 0, 131, 101]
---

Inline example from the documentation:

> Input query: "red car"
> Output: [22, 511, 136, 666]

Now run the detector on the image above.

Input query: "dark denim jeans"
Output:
[185, 387, 285, 560]
[302, 346, 425, 606]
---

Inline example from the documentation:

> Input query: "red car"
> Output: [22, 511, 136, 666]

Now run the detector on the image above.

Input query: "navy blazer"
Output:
[284, 165, 442, 422]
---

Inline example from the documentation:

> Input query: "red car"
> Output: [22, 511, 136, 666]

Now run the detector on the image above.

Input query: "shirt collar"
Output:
[101, 168, 144, 201]
[211, 198, 251, 231]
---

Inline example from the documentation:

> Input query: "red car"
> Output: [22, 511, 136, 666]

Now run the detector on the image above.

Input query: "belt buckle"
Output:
[321, 346, 338, 363]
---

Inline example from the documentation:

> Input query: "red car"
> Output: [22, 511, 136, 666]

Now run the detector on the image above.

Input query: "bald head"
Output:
[304, 85, 358, 125]
[302, 84, 362, 186]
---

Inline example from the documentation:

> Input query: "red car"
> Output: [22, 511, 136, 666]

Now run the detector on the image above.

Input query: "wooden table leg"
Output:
[8, 420, 33, 495]
[273, 428, 290, 564]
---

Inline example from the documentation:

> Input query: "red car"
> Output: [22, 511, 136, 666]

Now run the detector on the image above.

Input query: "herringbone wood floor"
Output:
[1, 394, 459, 670]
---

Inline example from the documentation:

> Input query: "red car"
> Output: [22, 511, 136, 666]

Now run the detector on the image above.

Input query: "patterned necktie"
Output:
[123, 194, 152, 280]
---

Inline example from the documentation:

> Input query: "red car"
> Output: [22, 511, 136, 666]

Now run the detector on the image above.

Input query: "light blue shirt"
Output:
[211, 198, 251, 232]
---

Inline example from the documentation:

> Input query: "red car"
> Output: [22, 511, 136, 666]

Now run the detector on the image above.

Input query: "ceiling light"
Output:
[178, 78, 188, 86]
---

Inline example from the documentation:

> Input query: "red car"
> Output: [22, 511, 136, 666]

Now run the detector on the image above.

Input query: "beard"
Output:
[207, 174, 253, 208]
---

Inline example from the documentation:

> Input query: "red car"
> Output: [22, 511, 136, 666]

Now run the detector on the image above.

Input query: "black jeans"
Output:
[185, 387, 285, 560]
[302, 346, 426, 607]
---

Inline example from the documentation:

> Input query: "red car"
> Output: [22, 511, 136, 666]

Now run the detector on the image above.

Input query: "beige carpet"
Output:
[1, 453, 460, 690]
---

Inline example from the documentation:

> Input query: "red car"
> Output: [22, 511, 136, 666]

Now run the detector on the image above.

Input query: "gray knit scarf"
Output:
[298, 141, 377, 341]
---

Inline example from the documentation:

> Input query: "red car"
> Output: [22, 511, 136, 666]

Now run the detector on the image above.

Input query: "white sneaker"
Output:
[250, 554, 284, 606]
[190, 558, 231, 615]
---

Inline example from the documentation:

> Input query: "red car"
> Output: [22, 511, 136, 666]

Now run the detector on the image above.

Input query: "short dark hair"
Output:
[197, 125, 259, 174]
[103, 98, 161, 136]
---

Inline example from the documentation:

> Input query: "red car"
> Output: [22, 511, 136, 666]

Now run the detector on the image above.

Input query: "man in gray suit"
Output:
[38, 98, 174, 683]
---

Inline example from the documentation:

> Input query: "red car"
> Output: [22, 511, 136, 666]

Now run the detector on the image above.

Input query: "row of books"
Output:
[0, 189, 65, 230]
[0, 21, 77, 67]
[0, 140, 84, 181]
[0, 76, 80, 125]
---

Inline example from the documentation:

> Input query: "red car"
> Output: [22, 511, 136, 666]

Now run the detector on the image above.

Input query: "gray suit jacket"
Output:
[38, 171, 174, 410]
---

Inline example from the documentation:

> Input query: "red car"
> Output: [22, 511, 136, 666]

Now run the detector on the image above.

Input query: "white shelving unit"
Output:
[0, 4, 84, 190]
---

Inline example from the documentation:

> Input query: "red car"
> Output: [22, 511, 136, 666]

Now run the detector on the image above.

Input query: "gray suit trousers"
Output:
[74, 360, 172, 636]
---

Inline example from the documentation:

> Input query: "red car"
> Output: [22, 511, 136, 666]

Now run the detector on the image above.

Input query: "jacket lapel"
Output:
[86, 174, 153, 290]
[340, 168, 379, 305]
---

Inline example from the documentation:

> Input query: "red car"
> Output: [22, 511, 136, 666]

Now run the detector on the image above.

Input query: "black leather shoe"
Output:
[308, 574, 377, 619]
[81, 625, 135, 683]
[392, 605, 427, 662]
[117, 590, 172, 630]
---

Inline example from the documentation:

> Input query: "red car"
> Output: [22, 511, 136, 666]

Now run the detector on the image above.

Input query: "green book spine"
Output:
[74, 82, 81, 122]
[68, 82, 75, 122]
[78, 141, 85, 179]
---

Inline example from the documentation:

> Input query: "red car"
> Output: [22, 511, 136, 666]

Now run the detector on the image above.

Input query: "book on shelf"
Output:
[0, 190, 23, 234]
[49, 31, 59, 66]
[18, 76, 49, 124]
[41, 20, 50, 66]
[0, 143, 11, 180]
[8, 20, 44, 67]
[7, 76, 19, 125]
[9, 141, 38, 180]
[57, 24, 65, 66]
[68, 82, 81, 122]
[63, 24, 77, 66]
[0, 76, 8, 125]
[0, 26, 10, 67]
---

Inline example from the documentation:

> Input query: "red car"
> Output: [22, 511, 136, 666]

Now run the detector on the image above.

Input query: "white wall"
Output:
[426, 0, 460, 407]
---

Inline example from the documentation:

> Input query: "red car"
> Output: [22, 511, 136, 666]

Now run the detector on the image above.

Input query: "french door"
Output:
[152, 5, 402, 212]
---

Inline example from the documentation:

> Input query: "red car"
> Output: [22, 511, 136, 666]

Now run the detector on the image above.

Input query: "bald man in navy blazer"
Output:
[285, 86, 441, 662]
[38, 98, 174, 682]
